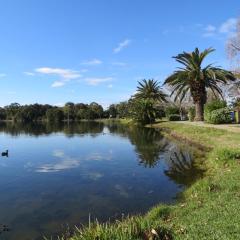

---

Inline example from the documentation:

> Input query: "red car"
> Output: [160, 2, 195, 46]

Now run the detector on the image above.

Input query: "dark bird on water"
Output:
[1, 150, 8, 157]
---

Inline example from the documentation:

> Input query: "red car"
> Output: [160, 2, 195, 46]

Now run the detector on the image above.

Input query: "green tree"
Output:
[108, 104, 117, 118]
[63, 102, 75, 121]
[164, 48, 236, 121]
[116, 101, 130, 118]
[129, 99, 157, 124]
[5, 103, 20, 120]
[89, 102, 103, 119]
[135, 79, 167, 102]
[130, 79, 167, 124]
[46, 108, 64, 122]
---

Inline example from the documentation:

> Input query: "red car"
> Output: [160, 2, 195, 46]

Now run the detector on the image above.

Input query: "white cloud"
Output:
[36, 67, 81, 79]
[219, 18, 237, 33]
[107, 84, 113, 88]
[85, 77, 113, 86]
[81, 59, 102, 65]
[203, 17, 237, 37]
[205, 25, 216, 32]
[54, 102, 64, 107]
[35, 67, 82, 88]
[51, 81, 65, 88]
[113, 39, 131, 53]
[24, 71, 35, 76]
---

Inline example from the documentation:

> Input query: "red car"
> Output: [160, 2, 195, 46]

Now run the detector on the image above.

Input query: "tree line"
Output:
[1, 45, 240, 124]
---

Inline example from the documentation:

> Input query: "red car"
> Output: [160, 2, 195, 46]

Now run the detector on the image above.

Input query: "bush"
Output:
[188, 107, 195, 122]
[130, 99, 157, 124]
[168, 114, 181, 121]
[165, 106, 179, 118]
[206, 107, 232, 124]
[204, 100, 227, 122]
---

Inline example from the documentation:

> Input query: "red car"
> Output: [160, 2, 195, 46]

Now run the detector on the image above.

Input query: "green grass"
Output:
[61, 122, 240, 240]
[95, 118, 133, 125]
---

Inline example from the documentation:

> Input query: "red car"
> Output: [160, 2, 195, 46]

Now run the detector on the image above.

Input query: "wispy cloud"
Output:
[80, 69, 89, 73]
[111, 62, 127, 67]
[35, 67, 82, 88]
[51, 81, 65, 88]
[203, 18, 237, 38]
[107, 84, 113, 88]
[36, 67, 81, 79]
[24, 71, 35, 76]
[113, 39, 131, 53]
[219, 18, 237, 33]
[85, 77, 113, 86]
[7, 91, 16, 95]
[81, 59, 102, 66]
[203, 25, 217, 37]
[0, 73, 6, 78]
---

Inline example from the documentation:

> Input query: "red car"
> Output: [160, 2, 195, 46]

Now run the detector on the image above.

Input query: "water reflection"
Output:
[0, 121, 204, 240]
[164, 146, 205, 185]
[0, 121, 104, 137]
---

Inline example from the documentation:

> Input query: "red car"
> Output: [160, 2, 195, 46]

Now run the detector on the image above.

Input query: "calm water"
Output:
[0, 122, 204, 240]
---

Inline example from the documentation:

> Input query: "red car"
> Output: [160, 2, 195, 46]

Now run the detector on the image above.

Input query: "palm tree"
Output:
[134, 79, 167, 102]
[164, 48, 236, 121]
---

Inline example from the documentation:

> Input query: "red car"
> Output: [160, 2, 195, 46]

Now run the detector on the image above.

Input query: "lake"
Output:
[0, 121, 204, 240]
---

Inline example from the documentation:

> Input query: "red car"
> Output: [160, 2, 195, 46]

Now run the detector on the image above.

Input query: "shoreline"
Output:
[60, 121, 240, 239]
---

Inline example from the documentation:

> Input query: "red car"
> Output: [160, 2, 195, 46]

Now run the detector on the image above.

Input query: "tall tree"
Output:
[130, 79, 167, 124]
[164, 48, 236, 121]
[134, 79, 167, 102]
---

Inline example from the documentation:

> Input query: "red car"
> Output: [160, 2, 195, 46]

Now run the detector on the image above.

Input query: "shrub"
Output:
[204, 100, 227, 122]
[165, 106, 179, 118]
[188, 107, 195, 121]
[207, 107, 232, 124]
[168, 114, 181, 121]
[130, 99, 157, 124]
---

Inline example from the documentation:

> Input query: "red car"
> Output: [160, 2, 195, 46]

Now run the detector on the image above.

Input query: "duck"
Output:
[1, 150, 8, 157]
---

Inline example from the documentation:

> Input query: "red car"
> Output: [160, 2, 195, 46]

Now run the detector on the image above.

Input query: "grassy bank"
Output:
[94, 118, 133, 125]
[63, 122, 240, 240]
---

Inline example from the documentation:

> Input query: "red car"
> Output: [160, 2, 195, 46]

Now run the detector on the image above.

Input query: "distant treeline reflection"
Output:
[0, 121, 204, 185]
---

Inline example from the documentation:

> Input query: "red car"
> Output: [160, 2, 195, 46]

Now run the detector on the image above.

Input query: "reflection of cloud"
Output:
[52, 149, 65, 158]
[114, 184, 129, 198]
[36, 150, 113, 173]
[86, 151, 113, 161]
[36, 149, 81, 172]
[87, 172, 104, 180]
[36, 157, 80, 172]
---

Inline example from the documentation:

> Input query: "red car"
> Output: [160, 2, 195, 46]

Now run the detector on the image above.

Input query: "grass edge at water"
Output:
[58, 122, 240, 240]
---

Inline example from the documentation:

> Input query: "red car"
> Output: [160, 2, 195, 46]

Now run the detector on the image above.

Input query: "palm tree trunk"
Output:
[194, 101, 204, 121]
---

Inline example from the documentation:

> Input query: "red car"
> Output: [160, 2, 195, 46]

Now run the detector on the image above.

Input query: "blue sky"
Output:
[0, 0, 239, 108]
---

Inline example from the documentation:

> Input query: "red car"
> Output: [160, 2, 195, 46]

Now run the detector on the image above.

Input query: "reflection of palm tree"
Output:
[164, 148, 204, 185]
[107, 124, 168, 168]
